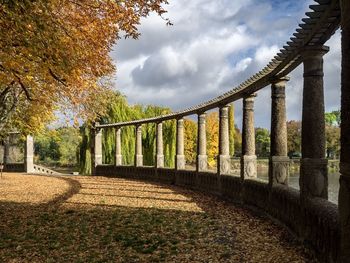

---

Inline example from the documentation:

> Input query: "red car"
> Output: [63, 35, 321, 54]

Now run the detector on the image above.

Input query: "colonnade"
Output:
[93, 44, 332, 198]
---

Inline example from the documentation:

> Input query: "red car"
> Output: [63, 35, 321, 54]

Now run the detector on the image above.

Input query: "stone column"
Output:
[176, 118, 185, 170]
[218, 105, 231, 175]
[241, 94, 257, 179]
[25, 135, 34, 173]
[135, 125, 143, 167]
[94, 127, 103, 167]
[269, 77, 290, 186]
[156, 122, 164, 168]
[196, 113, 207, 172]
[115, 128, 122, 166]
[339, 1, 350, 260]
[299, 46, 329, 199]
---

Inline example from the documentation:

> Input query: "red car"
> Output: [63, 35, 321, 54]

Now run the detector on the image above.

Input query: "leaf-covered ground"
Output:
[0, 173, 318, 262]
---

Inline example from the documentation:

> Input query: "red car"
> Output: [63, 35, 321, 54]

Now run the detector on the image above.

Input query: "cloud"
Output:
[111, 0, 341, 128]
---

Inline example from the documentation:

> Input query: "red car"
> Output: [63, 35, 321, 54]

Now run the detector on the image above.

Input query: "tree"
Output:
[325, 110, 340, 159]
[287, 120, 301, 157]
[255, 128, 270, 157]
[233, 125, 242, 157]
[184, 119, 197, 165]
[0, 0, 170, 136]
[325, 110, 341, 126]
[326, 125, 340, 159]
[34, 127, 81, 165]
[229, 103, 235, 156]
[206, 112, 219, 168]
[79, 93, 176, 174]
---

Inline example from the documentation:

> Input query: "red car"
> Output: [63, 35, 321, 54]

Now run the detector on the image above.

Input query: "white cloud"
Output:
[111, 0, 341, 128]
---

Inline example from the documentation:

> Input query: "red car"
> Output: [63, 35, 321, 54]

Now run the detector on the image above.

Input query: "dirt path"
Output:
[0, 173, 318, 262]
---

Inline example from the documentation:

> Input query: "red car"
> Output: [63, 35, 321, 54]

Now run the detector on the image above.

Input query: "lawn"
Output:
[0, 173, 318, 262]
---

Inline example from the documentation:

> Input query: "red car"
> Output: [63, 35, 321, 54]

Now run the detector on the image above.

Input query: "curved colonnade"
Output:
[94, 1, 350, 262]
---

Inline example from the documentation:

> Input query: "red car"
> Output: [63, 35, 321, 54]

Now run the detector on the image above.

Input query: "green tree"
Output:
[229, 103, 235, 156]
[255, 128, 270, 157]
[325, 110, 341, 126]
[326, 125, 340, 159]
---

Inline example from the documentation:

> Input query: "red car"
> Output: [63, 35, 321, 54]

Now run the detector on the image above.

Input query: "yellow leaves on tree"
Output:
[184, 119, 197, 165]
[0, 0, 169, 136]
[206, 112, 219, 167]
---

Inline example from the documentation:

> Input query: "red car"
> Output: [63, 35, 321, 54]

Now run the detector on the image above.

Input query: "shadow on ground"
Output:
[0, 174, 318, 263]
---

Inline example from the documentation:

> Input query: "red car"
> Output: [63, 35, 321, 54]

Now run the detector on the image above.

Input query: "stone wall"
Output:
[96, 165, 340, 263]
[3, 163, 25, 172]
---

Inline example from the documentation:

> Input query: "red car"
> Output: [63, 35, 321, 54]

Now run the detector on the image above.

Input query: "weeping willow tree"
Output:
[80, 125, 92, 175]
[163, 119, 176, 167]
[79, 92, 176, 174]
[141, 105, 176, 167]
[229, 103, 235, 156]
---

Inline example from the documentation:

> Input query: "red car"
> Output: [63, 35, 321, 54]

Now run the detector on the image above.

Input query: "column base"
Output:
[241, 155, 257, 179]
[269, 156, 290, 185]
[156, 155, 164, 168]
[115, 155, 122, 166]
[300, 158, 328, 199]
[176, 155, 186, 170]
[197, 155, 207, 172]
[218, 155, 231, 175]
[25, 157, 34, 173]
[95, 155, 102, 166]
[135, 155, 143, 167]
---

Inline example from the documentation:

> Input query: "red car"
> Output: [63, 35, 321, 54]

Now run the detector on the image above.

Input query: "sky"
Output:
[110, 0, 341, 129]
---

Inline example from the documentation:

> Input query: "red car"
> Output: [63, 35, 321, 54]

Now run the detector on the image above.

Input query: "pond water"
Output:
[257, 170, 340, 204]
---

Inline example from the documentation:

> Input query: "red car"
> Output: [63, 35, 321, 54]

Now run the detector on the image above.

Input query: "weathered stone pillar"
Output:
[299, 46, 329, 199]
[115, 128, 122, 166]
[135, 125, 143, 167]
[156, 122, 164, 168]
[218, 105, 231, 175]
[94, 127, 103, 166]
[339, 1, 350, 260]
[196, 113, 207, 172]
[176, 118, 185, 170]
[25, 135, 34, 173]
[269, 77, 290, 185]
[241, 94, 257, 179]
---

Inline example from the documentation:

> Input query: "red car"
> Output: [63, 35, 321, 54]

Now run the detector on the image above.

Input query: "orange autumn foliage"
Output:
[0, 0, 169, 136]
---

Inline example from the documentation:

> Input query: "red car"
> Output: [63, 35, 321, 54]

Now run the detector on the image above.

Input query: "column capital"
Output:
[300, 45, 329, 59]
[271, 76, 290, 87]
[243, 93, 257, 101]
[177, 118, 184, 128]
[198, 112, 206, 124]
[219, 105, 229, 118]
[243, 94, 256, 111]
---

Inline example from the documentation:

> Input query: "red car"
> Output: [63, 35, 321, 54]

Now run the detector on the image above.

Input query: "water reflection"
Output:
[257, 170, 339, 204]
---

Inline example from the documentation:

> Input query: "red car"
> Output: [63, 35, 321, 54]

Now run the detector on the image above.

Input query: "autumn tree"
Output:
[184, 119, 197, 165]
[206, 112, 219, 168]
[0, 0, 169, 136]
[287, 120, 301, 157]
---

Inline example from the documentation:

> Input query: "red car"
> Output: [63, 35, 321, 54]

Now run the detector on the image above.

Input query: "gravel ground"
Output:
[0, 173, 318, 262]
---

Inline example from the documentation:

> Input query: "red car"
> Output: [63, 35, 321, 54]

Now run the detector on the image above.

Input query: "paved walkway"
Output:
[0, 173, 318, 262]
